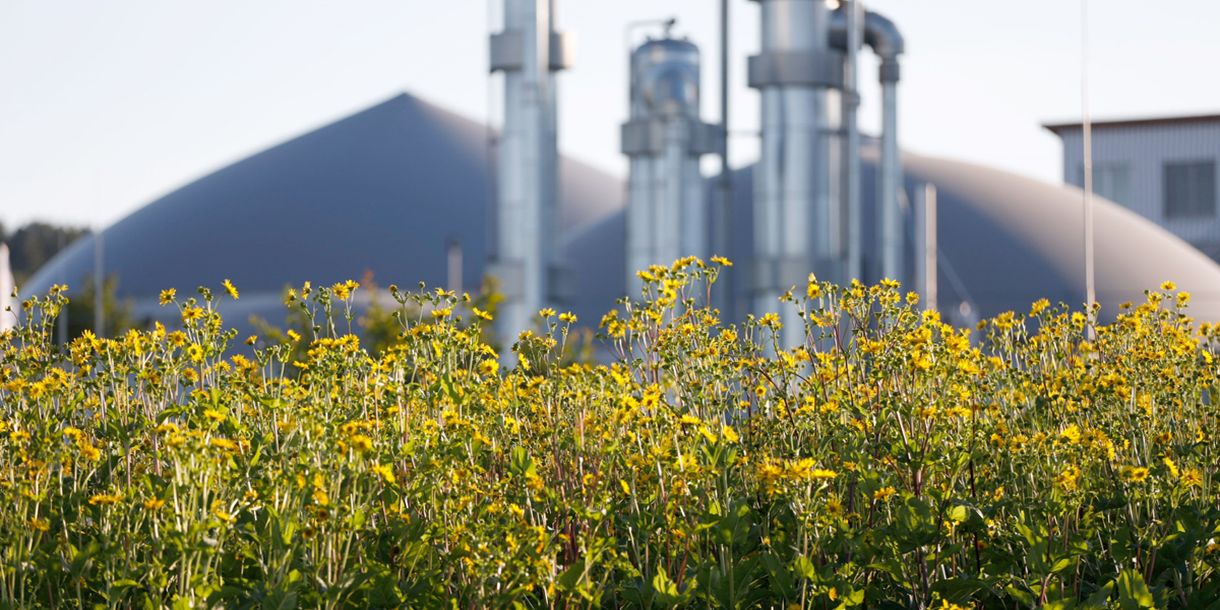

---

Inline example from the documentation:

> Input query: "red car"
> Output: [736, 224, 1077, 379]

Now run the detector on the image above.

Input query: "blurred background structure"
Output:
[1045, 114, 1220, 260]
[5, 0, 1220, 343]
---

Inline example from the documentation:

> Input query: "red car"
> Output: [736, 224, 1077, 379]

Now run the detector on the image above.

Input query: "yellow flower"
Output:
[431, 307, 452, 319]
[1059, 425, 1082, 445]
[203, 408, 226, 423]
[332, 280, 358, 300]
[88, 493, 123, 506]
[721, 425, 740, 444]
[222, 279, 239, 300]
[211, 438, 239, 452]
[1056, 466, 1080, 492]
[538, 307, 556, 319]
[1163, 456, 1180, 479]
[711, 255, 733, 267]
[182, 306, 204, 322]
[371, 463, 396, 485]
[1181, 468, 1203, 487]
[159, 288, 176, 305]
[1119, 465, 1150, 484]
[350, 434, 374, 453]
[79, 441, 101, 462]
[478, 359, 499, 377]
[873, 486, 898, 502]
[213, 507, 236, 524]
[806, 273, 822, 299]
[143, 498, 166, 511]
[1161, 280, 1177, 291]
[473, 307, 494, 321]
[558, 312, 577, 324]
[286, 329, 302, 343]
[29, 517, 50, 532]
[312, 488, 330, 507]
[187, 343, 205, 362]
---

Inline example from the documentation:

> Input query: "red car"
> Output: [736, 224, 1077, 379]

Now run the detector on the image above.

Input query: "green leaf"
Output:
[652, 568, 681, 606]
[793, 556, 817, 581]
[946, 504, 969, 524]
[1050, 557, 1075, 574]
[1005, 584, 1036, 608]
[1116, 570, 1155, 610]
[508, 446, 536, 478]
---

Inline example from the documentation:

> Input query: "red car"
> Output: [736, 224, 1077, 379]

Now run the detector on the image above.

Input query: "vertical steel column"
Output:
[880, 79, 901, 281]
[862, 10, 905, 283]
[490, 0, 569, 352]
[914, 182, 937, 312]
[748, 0, 838, 348]
[842, 0, 862, 283]
[716, 0, 732, 315]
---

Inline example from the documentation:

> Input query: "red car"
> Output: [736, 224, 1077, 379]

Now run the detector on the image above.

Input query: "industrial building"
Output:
[23, 1, 1220, 343]
[1045, 114, 1220, 261]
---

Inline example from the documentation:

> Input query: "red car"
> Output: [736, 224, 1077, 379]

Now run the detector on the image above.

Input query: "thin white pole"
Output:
[0, 243, 13, 332]
[924, 183, 938, 312]
[1081, 0, 1096, 321]
[94, 229, 104, 338]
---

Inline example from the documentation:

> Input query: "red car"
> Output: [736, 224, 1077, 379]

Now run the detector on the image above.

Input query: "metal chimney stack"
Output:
[490, 0, 572, 349]
[748, 0, 841, 347]
[621, 30, 718, 293]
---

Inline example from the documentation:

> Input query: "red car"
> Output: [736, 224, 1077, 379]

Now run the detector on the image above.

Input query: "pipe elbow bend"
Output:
[864, 11, 904, 59]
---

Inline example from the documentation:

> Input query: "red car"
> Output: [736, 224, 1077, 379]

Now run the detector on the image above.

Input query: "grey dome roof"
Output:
[28, 93, 1220, 335]
[565, 142, 1220, 325]
[26, 93, 623, 319]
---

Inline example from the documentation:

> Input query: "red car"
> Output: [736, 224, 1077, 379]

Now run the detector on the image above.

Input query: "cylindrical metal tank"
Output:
[748, 0, 842, 347]
[621, 36, 717, 294]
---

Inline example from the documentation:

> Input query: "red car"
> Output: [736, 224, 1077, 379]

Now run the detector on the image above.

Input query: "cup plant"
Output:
[0, 259, 1217, 609]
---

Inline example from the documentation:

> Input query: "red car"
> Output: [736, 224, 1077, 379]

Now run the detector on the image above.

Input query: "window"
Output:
[1164, 159, 1216, 219]
[1077, 162, 1131, 207]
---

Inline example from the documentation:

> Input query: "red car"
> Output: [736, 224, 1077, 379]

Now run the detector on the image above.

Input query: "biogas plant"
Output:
[26, 0, 1220, 342]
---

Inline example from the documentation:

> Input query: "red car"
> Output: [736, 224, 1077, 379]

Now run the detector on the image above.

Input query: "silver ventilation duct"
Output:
[748, 0, 841, 347]
[621, 33, 718, 293]
[830, 6, 905, 283]
[489, 0, 572, 349]
[841, 0, 863, 283]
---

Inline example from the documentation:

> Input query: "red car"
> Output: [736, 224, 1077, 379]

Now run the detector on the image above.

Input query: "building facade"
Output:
[1045, 115, 1220, 260]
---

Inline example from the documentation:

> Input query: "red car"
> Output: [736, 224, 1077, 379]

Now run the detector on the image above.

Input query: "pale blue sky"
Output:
[2, 0, 1218, 229]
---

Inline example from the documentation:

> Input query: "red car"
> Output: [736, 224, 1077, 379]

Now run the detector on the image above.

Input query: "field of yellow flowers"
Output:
[1, 259, 1218, 609]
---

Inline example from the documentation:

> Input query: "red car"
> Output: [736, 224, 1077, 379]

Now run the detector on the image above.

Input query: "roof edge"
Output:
[1042, 112, 1220, 135]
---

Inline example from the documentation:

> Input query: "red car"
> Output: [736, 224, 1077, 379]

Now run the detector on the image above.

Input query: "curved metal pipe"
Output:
[829, 7, 904, 282]
[863, 11, 904, 66]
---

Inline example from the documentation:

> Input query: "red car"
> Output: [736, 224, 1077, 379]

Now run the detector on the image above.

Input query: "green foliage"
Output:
[0, 261, 1218, 608]
[63, 273, 141, 340]
[0, 221, 88, 284]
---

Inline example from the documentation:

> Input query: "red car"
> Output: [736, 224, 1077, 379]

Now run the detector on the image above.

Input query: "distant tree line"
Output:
[0, 220, 88, 284]
[1, 220, 141, 341]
